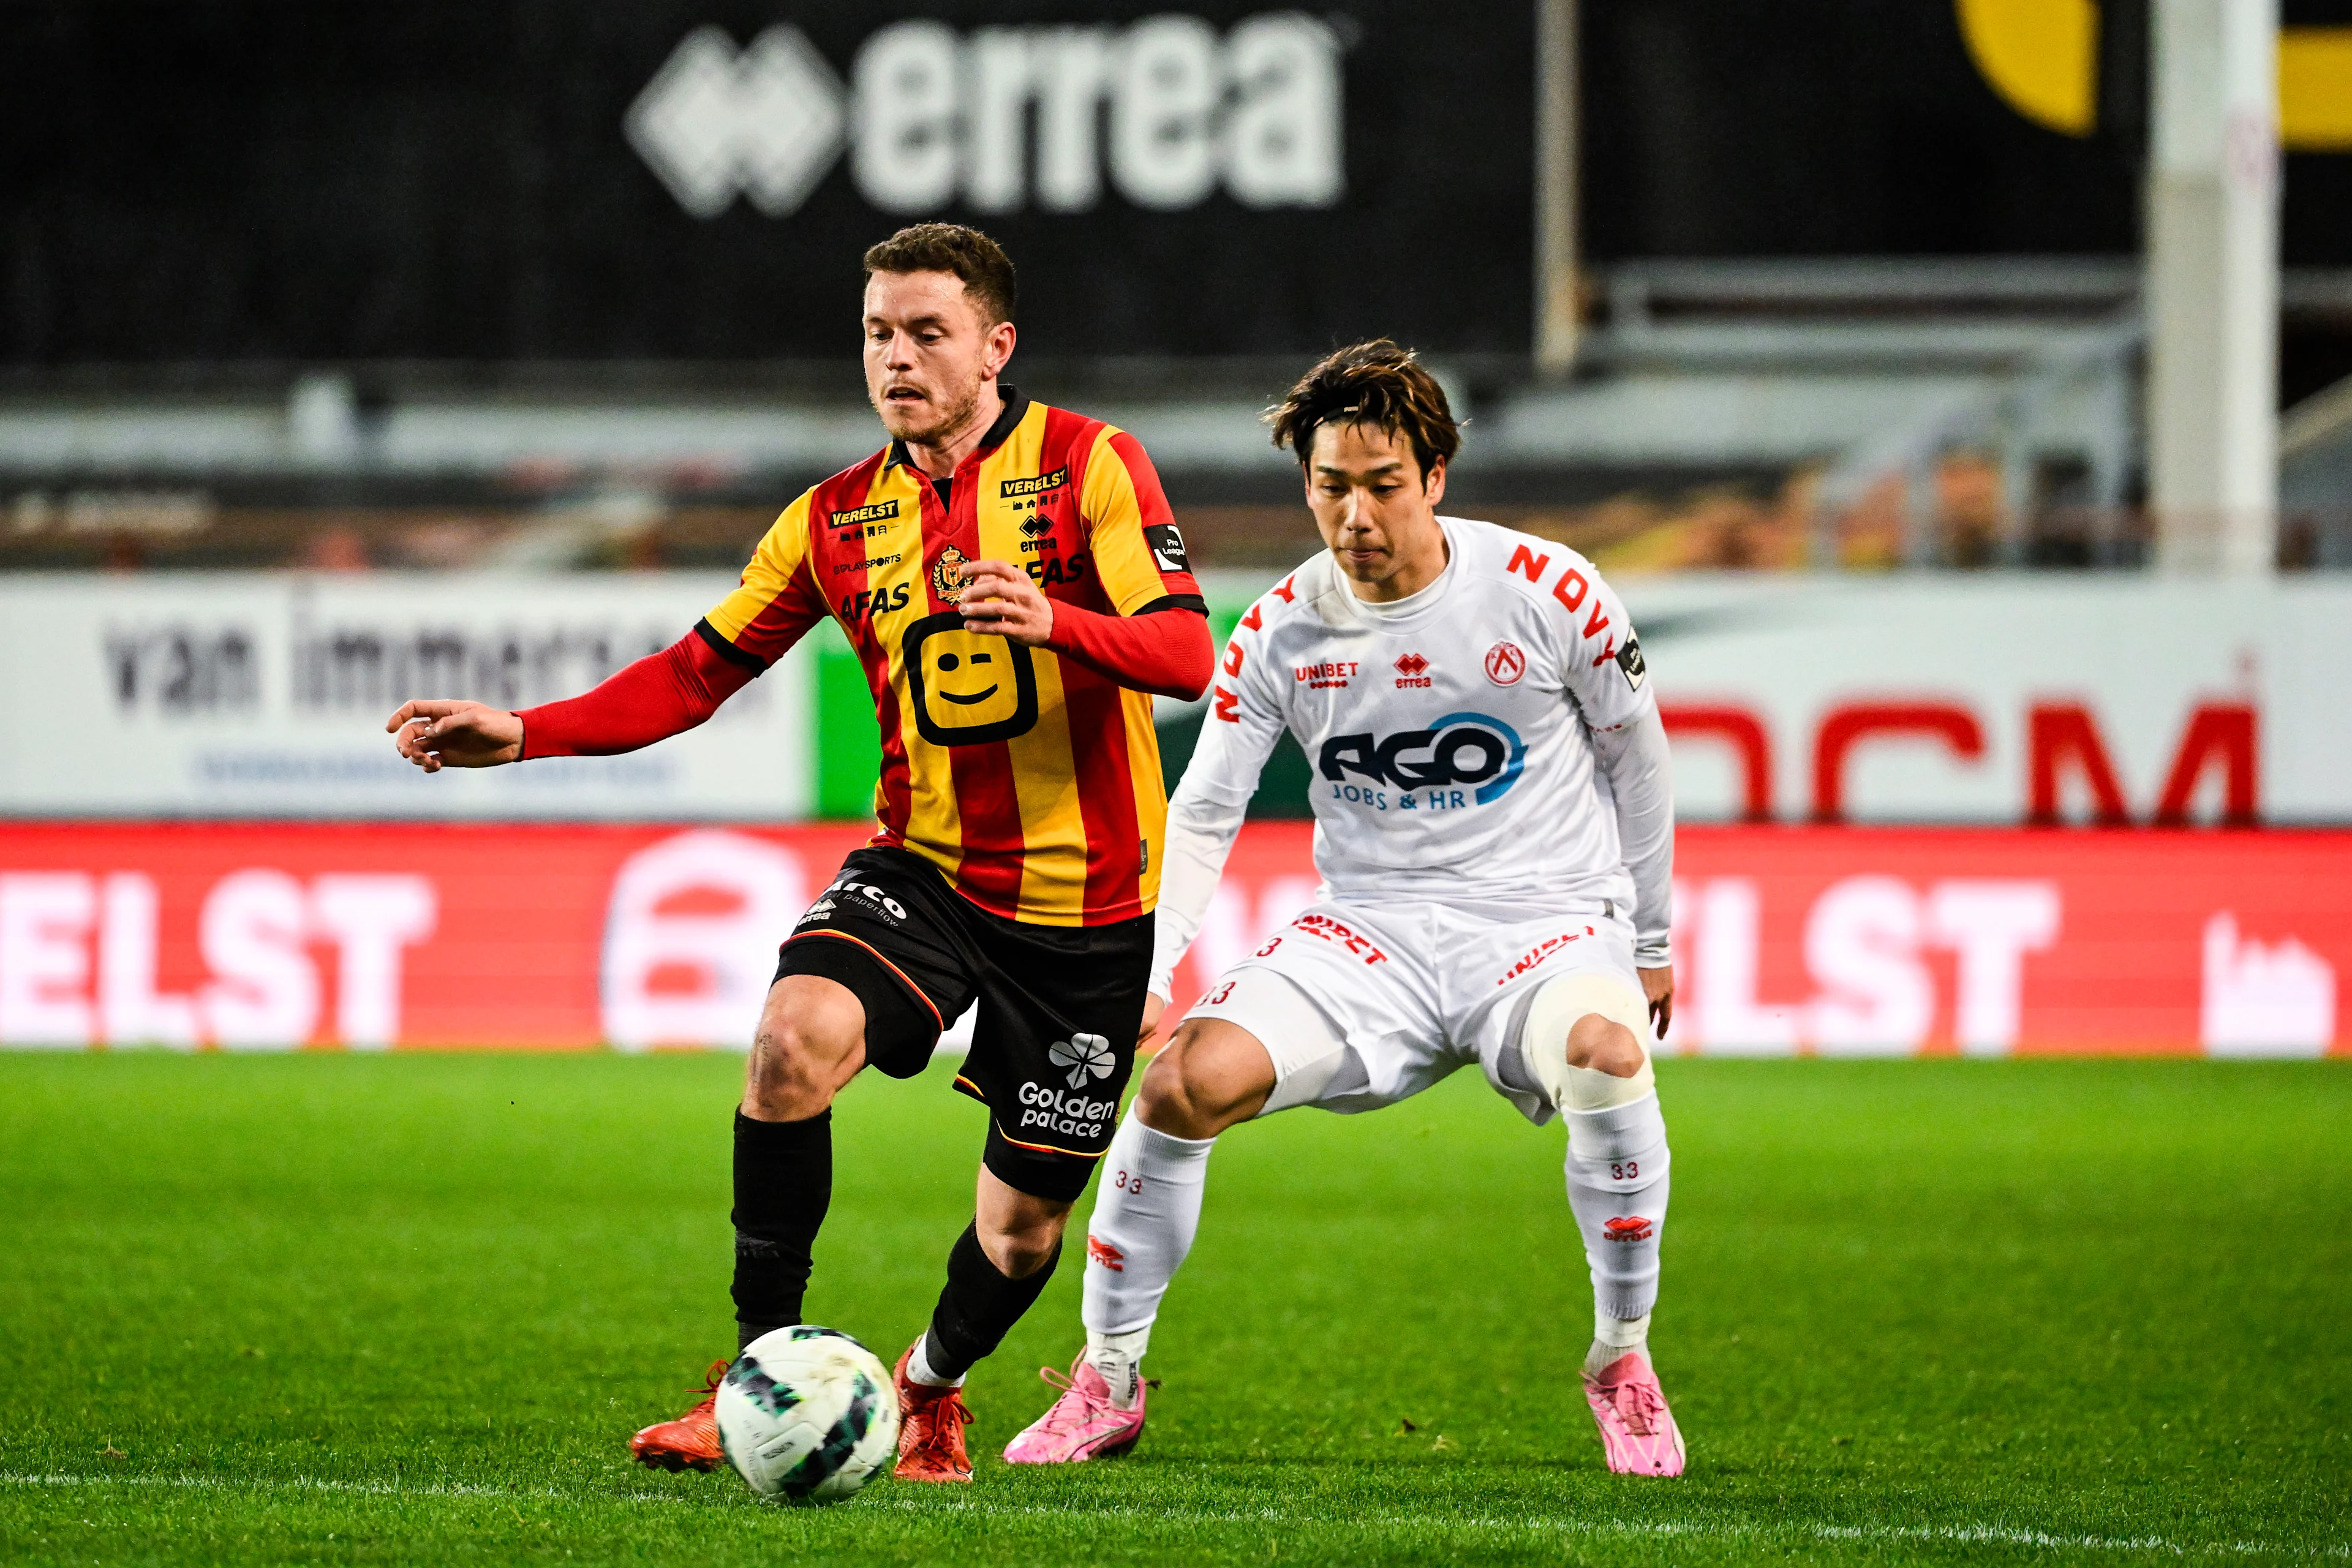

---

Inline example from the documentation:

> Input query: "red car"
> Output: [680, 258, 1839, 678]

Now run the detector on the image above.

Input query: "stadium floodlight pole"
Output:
[1534, 0, 1580, 375]
[2144, 0, 2281, 575]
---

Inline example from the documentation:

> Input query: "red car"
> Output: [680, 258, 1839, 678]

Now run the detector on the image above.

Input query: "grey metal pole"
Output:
[2145, 0, 2281, 574]
[1535, 0, 1580, 375]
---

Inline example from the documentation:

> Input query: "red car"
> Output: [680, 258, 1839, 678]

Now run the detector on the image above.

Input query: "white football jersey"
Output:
[1184, 516, 1657, 913]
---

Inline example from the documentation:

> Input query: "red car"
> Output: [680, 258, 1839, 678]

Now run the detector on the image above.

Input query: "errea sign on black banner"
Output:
[628, 17, 1343, 221]
[0, 1, 1535, 362]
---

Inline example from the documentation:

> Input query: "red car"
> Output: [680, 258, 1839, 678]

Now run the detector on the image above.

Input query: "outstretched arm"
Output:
[392, 492, 823, 773]
[513, 626, 755, 758]
[386, 625, 755, 771]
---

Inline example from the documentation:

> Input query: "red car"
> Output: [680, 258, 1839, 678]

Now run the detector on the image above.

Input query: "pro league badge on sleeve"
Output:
[1144, 524, 1189, 575]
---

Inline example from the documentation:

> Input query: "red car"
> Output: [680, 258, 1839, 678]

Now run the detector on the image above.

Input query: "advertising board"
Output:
[0, 574, 813, 821]
[7, 571, 2352, 826]
[1621, 576, 2352, 825]
[0, 821, 2339, 1056]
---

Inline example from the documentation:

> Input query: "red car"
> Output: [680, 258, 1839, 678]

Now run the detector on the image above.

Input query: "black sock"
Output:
[731, 1108, 831, 1347]
[920, 1222, 1061, 1382]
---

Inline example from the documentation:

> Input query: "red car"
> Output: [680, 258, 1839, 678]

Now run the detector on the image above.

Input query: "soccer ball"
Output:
[714, 1325, 899, 1503]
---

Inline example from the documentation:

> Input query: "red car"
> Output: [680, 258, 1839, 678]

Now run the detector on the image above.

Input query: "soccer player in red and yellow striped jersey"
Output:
[700, 363, 1202, 925]
[385, 225, 1211, 1484]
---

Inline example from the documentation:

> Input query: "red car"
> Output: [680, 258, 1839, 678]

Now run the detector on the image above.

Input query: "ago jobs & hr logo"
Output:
[627, 13, 1344, 220]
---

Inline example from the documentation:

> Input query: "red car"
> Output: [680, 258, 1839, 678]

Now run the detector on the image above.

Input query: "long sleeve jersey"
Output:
[1147, 516, 1674, 995]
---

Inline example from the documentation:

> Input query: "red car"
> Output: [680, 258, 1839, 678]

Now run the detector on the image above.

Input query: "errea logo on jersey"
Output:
[1317, 711, 1528, 805]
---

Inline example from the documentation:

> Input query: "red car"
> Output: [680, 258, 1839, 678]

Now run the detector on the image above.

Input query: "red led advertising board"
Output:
[0, 823, 2342, 1057]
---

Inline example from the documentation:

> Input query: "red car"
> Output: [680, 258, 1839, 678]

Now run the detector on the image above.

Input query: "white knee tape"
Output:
[1518, 972, 1654, 1115]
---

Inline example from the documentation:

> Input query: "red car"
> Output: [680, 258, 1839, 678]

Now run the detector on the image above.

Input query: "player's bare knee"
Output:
[979, 1203, 1069, 1279]
[1131, 1044, 1206, 1136]
[1135, 1029, 1249, 1139]
[1565, 1014, 1643, 1079]
[744, 1025, 825, 1118]
[744, 995, 859, 1120]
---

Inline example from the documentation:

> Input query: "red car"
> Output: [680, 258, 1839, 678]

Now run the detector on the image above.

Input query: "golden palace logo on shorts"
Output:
[1047, 1033, 1116, 1088]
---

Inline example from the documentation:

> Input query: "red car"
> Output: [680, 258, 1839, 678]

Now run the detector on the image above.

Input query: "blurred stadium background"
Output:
[2, 0, 2345, 1057]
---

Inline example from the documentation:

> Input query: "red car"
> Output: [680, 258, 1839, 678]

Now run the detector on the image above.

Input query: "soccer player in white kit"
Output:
[1003, 341, 1683, 1476]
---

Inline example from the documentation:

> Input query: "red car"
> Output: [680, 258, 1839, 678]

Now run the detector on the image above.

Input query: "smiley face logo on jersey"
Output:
[902, 612, 1039, 746]
[934, 647, 1001, 707]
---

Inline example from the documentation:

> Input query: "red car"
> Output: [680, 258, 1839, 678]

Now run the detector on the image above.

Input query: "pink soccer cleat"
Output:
[1001, 1355, 1147, 1464]
[1583, 1351, 1686, 1476]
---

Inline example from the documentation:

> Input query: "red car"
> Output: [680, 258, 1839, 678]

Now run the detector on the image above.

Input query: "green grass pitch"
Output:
[1, 1052, 2344, 1566]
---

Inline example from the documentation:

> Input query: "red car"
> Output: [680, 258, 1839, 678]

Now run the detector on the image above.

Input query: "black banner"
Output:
[0, 2, 1534, 363]
[4, 1, 2346, 368]
[1582, 0, 2352, 265]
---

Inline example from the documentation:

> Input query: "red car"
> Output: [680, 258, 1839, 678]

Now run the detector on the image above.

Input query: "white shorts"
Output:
[1184, 896, 1649, 1125]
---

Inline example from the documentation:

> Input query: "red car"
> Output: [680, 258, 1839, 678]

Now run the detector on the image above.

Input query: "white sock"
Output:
[1585, 1311, 1652, 1378]
[905, 1334, 964, 1389]
[1079, 1112, 1216, 1409]
[1562, 1091, 1671, 1342]
[1084, 1325, 1152, 1410]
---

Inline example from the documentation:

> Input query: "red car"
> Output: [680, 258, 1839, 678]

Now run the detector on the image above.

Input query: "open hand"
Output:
[386, 699, 524, 772]
[1136, 991, 1168, 1051]
[955, 559, 1055, 646]
[1640, 964, 1674, 1039]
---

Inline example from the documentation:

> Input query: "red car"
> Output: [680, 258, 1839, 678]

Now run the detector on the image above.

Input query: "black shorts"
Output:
[774, 845, 1153, 1204]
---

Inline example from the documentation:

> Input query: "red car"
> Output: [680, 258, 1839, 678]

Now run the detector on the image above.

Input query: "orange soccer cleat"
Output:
[628, 1359, 729, 1472]
[892, 1342, 975, 1483]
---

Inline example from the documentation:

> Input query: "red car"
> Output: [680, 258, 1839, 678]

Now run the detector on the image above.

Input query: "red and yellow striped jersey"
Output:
[701, 389, 1205, 927]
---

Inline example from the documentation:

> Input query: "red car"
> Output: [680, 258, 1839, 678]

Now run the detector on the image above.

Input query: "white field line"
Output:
[870, 1498, 2342, 1559]
[4, 1472, 2345, 1560]
[0, 1473, 684, 1505]
[2, 1472, 575, 1501]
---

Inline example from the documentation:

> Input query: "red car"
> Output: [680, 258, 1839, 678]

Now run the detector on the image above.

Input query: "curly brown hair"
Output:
[862, 223, 1017, 326]
[1265, 339, 1460, 478]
